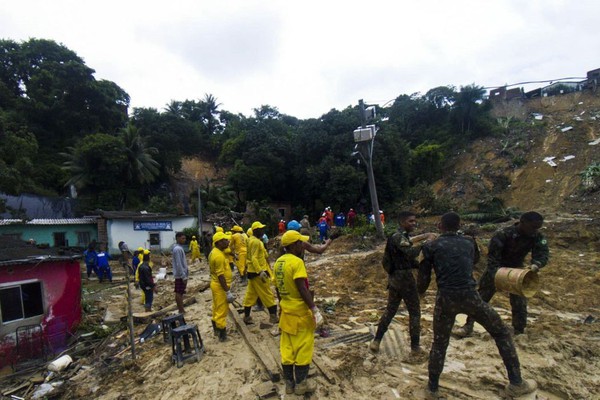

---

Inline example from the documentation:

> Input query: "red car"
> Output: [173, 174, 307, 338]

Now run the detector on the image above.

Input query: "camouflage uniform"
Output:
[418, 232, 522, 391]
[467, 223, 549, 333]
[374, 230, 422, 349]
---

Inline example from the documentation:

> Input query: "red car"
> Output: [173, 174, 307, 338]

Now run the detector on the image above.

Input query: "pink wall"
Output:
[0, 259, 82, 368]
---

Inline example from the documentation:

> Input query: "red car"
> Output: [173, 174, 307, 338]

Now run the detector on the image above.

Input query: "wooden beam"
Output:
[228, 304, 281, 382]
[312, 353, 338, 384]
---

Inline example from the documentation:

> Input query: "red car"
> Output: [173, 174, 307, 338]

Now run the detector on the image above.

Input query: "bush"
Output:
[182, 226, 199, 241]
[480, 223, 497, 232]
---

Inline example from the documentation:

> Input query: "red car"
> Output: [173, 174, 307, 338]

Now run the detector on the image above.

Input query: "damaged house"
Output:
[0, 237, 82, 371]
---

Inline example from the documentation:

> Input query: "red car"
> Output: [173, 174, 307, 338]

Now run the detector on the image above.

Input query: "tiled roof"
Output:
[0, 218, 97, 226]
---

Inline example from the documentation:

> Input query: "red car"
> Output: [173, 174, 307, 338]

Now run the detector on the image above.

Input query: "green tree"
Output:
[61, 133, 128, 208]
[0, 113, 40, 194]
[410, 142, 446, 184]
[120, 123, 160, 186]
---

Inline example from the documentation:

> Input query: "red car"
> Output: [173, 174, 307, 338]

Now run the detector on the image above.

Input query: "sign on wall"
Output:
[133, 221, 173, 231]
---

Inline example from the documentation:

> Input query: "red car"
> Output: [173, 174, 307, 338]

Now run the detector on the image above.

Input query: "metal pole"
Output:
[359, 99, 384, 239]
[123, 262, 136, 359]
[197, 187, 203, 236]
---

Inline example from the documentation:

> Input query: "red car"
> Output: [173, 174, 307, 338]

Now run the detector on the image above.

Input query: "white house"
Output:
[97, 211, 196, 253]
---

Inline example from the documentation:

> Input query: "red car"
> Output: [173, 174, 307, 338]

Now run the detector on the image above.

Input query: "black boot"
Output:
[282, 364, 295, 394]
[218, 327, 227, 342]
[211, 320, 218, 336]
[268, 305, 279, 323]
[294, 365, 315, 395]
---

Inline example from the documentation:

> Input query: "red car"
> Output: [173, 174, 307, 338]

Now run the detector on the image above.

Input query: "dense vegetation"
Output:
[0, 38, 500, 217]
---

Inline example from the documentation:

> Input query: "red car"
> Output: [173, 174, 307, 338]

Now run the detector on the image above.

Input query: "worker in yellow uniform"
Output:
[209, 232, 235, 342]
[274, 230, 324, 395]
[189, 235, 201, 264]
[242, 221, 278, 324]
[224, 231, 236, 273]
[230, 225, 248, 283]
[134, 247, 146, 305]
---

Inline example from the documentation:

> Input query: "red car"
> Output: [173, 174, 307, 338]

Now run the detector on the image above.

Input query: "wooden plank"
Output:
[2, 381, 30, 396]
[311, 353, 338, 384]
[228, 303, 281, 382]
[132, 297, 197, 323]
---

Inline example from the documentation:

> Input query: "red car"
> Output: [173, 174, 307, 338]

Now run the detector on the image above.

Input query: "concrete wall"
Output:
[106, 216, 196, 254]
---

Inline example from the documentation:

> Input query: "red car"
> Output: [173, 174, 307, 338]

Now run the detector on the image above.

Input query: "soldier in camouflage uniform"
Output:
[454, 211, 549, 337]
[369, 211, 436, 357]
[418, 212, 537, 399]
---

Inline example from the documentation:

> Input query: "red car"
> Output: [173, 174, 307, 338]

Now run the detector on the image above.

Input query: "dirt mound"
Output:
[435, 91, 600, 217]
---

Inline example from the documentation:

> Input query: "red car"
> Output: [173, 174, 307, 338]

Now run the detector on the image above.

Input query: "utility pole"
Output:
[356, 99, 384, 239]
[197, 187, 203, 236]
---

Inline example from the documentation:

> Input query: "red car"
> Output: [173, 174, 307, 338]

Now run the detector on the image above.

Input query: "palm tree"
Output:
[201, 93, 222, 135]
[121, 124, 160, 185]
[200, 178, 237, 212]
[165, 100, 183, 117]
[61, 146, 89, 189]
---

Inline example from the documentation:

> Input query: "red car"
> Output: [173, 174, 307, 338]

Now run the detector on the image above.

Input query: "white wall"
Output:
[107, 216, 196, 254]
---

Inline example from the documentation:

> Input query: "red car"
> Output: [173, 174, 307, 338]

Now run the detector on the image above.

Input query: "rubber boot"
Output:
[453, 321, 474, 338]
[268, 305, 279, 324]
[282, 364, 295, 394]
[243, 307, 253, 324]
[218, 327, 227, 342]
[211, 320, 218, 336]
[294, 365, 316, 395]
[369, 339, 381, 353]
[506, 379, 537, 396]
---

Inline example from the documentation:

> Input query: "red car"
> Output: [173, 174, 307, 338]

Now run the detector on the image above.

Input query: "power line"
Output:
[483, 76, 587, 90]
[368, 75, 588, 108]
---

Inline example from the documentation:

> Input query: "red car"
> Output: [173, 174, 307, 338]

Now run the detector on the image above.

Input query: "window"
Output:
[0, 282, 44, 324]
[53, 232, 67, 247]
[149, 232, 160, 246]
[76, 231, 91, 247]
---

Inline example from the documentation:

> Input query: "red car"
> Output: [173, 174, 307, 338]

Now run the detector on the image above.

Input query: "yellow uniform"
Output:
[209, 247, 233, 330]
[189, 238, 201, 262]
[274, 253, 315, 366]
[231, 232, 248, 276]
[242, 235, 276, 308]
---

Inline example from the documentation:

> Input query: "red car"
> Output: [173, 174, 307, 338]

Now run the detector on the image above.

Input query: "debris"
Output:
[251, 381, 278, 399]
[31, 381, 63, 399]
[588, 138, 600, 146]
[584, 315, 595, 324]
[47, 355, 73, 372]
[139, 323, 161, 342]
[532, 113, 544, 120]
[561, 126, 573, 132]
[155, 267, 167, 280]
[561, 155, 575, 162]
[545, 179, 553, 183]
[543, 157, 557, 167]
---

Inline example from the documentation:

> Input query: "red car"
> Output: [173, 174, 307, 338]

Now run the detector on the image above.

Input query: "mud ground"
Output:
[37, 214, 598, 400]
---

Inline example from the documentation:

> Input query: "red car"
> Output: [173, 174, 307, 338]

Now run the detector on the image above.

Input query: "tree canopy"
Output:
[0, 38, 500, 217]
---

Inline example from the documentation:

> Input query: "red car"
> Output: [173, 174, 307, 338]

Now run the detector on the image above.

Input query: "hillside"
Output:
[434, 91, 600, 217]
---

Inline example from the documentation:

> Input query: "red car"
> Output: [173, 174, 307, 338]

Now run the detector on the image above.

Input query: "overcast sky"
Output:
[1, 0, 598, 119]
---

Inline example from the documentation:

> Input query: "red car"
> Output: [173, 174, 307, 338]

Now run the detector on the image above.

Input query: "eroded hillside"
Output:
[435, 92, 600, 217]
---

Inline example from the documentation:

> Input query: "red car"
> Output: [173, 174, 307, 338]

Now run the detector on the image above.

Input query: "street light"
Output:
[354, 99, 384, 239]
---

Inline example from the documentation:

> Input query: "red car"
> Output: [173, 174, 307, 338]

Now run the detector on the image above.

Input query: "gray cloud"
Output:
[142, 9, 283, 82]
